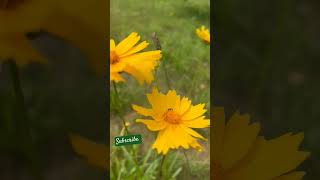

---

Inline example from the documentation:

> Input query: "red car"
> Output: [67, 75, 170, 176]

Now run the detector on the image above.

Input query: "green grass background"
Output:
[110, 0, 210, 179]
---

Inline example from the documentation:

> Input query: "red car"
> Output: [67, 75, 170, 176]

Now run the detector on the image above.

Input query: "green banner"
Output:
[114, 134, 142, 146]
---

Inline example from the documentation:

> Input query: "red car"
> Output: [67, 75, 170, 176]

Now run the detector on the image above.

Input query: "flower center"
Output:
[0, 0, 26, 10]
[163, 108, 181, 124]
[110, 51, 120, 65]
[213, 163, 225, 180]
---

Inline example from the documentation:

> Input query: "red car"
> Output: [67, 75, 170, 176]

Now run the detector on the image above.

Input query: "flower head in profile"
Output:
[110, 32, 162, 85]
[196, 25, 210, 44]
[212, 107, 310, 180]
[0, 0, 109, 72]
[132, 88, 210, 155]
[0, 0, 52, 66]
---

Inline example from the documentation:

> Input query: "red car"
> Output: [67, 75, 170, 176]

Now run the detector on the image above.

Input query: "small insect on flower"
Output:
[110, 32, 162, 85]
[196, 25, 210, 44]
[132, 88, 210, 155]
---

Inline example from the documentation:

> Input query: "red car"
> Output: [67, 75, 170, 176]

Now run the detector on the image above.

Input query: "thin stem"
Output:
[183, 150, 192, 175]
[111, 82, 143, 177]
[112, 82, 129, 135]
[152, 32, 171, 89]
[159, 154, 167, 179]
[131, 145, 143, 178]
[8, 61, 43, 180]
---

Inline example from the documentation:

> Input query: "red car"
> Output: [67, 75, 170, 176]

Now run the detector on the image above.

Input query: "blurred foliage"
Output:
[214, 0, 320, 179]
[110, 146, 183, 180]
[0, 35, 106, 179]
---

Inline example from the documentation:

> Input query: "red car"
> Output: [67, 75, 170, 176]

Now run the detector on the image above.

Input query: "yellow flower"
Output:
[41, 0, 108, 74]
[0, 0, 107, 72]
[110, 32, 162, 84]
[212, 107, 310, 180]
[132, 88, 210, 155]
[196, 25, 210, 44]
[0, 0, 53, 66]
[0, 0, 53, 34]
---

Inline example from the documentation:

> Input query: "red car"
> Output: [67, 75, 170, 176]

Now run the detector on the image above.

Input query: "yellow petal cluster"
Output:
[212, 107, 310, 180]
[110, 32, 162, 85]
[0, 0, 53, 65]
[132, 88, 210, 154]
[196, 25, 210, 44]
[0, 0, 108, 73]
[42, 0, 108, 74]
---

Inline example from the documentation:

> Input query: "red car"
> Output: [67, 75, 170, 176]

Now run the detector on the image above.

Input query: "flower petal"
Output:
[273, 171, 305, 180]
[136, 119, 167, 131]
[124, 65, 154, 85]
[228, 134, 310, 179]
[152, 129, 169, 154]
[69, 133, 108, 169]
[110, 39, 116, 50]
[115, 32, 140, 55]
[183, 116, 210, 128]
[178, 97, 191, 115]
[110, 72, 125, 83]
[182, 126, 207, 141]
[132, 104, 153, 117]
[146, 88, 167, 115]
[122, 50, 161, 64]
[165, 90, 181, 111]
[182, 104, 207, 120]
[219, 111, 260, 170]
[152, 125, 200, 154]
[110, 60, 127, 73]
[120, 41, 148, 57]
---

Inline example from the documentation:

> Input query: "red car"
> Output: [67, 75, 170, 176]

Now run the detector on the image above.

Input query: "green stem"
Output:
[152, 32, 171, 89]
[112, 82, 129, 135]
[159, 154, 167, 179]
[132, 145, 143, 178]
[183, 150, 192, 175]
[111, 82, 143, 177]
[8, 61, 43, 180]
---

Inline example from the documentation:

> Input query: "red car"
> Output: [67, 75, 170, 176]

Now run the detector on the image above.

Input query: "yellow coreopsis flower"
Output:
[196, 25, 210, 44]
[110, 32, 162, 85]
[0, 0, 53, 66]
[132, 88, 210, 155]
[0, 0, 107, 72]
[42, 0, 108, 74]
[212, 107, 310, 180]
[0, 0, 53, 34]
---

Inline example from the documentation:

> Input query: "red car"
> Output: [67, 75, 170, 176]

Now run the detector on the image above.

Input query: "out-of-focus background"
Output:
[0, 34, 106, 179]
[111, 0, 210, 179]
[214, 0, 320, 179]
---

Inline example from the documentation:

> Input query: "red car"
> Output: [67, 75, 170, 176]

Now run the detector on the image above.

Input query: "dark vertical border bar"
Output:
[210, 0, 215, 179]
[106, 0, 111, 179]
